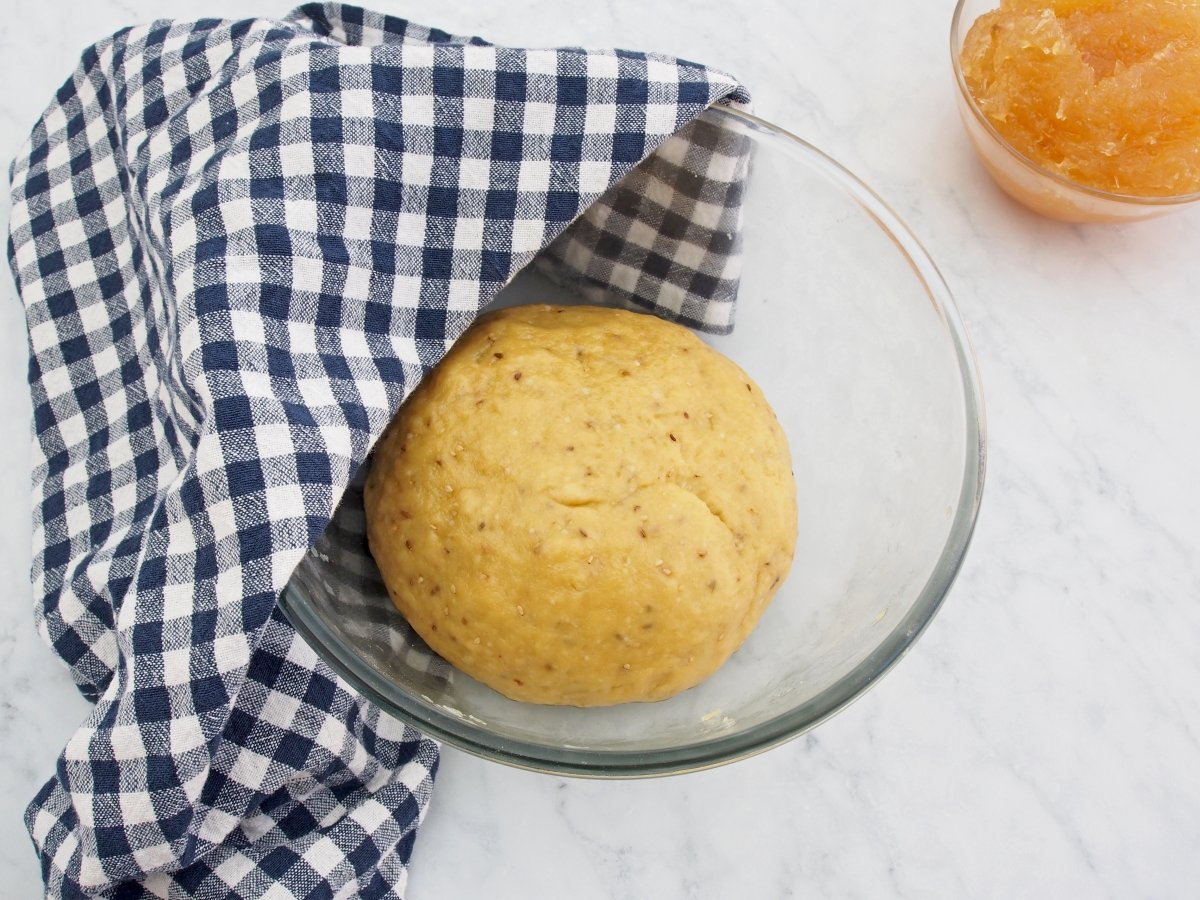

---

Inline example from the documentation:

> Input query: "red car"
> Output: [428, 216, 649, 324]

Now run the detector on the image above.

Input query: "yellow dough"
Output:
[363, 304, 797, 706]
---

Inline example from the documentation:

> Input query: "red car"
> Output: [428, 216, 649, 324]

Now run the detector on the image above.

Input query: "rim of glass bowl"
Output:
[950, 0, 1200, 209]
[279, 105, 988, 778]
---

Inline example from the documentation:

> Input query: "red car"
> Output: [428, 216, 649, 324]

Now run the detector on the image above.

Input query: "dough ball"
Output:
[364, 304, 797, 706]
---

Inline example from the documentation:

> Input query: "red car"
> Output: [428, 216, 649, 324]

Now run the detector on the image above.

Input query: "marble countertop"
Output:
[2, 0, 1198, 896]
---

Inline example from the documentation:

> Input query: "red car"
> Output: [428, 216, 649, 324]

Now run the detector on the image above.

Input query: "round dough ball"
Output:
[364, 304, 797, 706]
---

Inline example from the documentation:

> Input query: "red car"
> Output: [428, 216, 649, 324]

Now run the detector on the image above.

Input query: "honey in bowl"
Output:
[957, 0, 1200, 218]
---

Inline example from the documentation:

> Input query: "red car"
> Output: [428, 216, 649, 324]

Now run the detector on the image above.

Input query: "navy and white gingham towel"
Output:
[6, 3, 750, 896]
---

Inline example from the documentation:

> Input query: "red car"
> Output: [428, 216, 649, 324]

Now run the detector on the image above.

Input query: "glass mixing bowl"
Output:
[951, 0, 1200, 223]
[279, 105, 986, 777]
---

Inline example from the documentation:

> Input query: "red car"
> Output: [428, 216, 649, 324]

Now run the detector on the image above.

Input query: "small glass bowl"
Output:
[280, 105, 987, 778]
[951, 0, 1200, 223]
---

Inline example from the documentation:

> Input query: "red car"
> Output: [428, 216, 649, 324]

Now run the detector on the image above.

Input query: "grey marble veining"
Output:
[2, 0, 1198, 897]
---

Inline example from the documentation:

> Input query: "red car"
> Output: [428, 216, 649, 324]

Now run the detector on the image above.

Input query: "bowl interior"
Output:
[280, 107, 985, 776]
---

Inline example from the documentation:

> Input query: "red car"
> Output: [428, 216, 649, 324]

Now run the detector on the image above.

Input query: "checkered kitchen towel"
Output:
[6, 3, 750, 896]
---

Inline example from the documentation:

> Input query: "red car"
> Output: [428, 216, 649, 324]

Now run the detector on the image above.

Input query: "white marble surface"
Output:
[2, 0, 1199, 896]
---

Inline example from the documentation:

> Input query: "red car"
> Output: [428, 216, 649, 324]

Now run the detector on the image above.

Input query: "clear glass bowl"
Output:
[279, 106, 986, 777]
[951, 0, 1200, 223]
